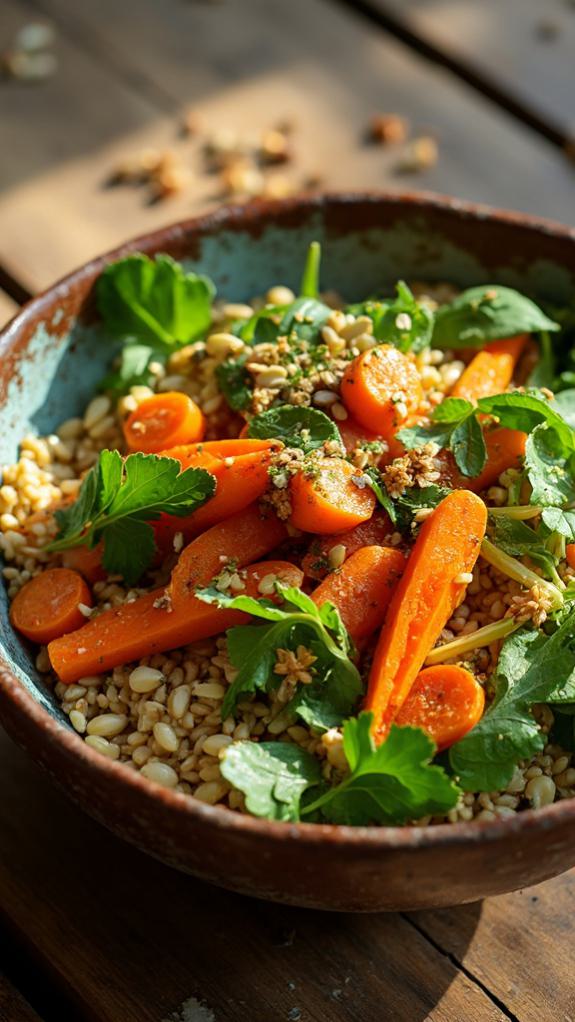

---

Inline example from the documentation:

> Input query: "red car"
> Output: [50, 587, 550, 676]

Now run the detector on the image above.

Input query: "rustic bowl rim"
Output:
[2, 189, 575, 853]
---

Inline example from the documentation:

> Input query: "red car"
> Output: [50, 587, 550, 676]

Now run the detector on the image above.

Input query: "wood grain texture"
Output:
[1, 0, 575, 293]
[0, 729, 506, 1022]
[369, 0, 575, 142]
[0, 973, 42, 1022]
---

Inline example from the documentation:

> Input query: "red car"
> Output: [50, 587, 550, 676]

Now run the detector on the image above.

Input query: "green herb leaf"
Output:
[450, 609, 575, 791]
[554, 390, 575, 429]
[97, 253, 215, 346]
[487, 514, 560, 582]
[215, 357, 253, 412]
[477, 390, 574, 448]
[47, 451, 215, 584]
[392, 484, 451, 534]
[100, 342, 158, 397]
[451, 413, 487, 477]
[525, 425, 575, 508]
[433, 285, 559, 349]
[220, 741, 322, 821]
[347, 282, 433, 354]
[196, 585, 362, 726]
[302, 713, 460, 825]
[299, 241, 321, 299]
[541, 507, 575, 541]
[247, 404, 341, 453]
[279, 297, 331, 341]
[398, 397, 487, 478]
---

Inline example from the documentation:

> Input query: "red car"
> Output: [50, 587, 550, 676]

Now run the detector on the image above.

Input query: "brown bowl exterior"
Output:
[1, 192, 575, 912]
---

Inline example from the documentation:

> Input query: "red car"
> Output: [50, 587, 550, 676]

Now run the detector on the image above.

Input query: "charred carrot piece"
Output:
[311, 545, 405, 646]
[365, 490, 487, 742]
[11, 568, 92, 645]
[48, 560, 303, 684]
[395, 664, 485, 751]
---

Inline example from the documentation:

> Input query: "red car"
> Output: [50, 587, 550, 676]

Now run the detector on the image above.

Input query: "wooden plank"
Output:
[1, 0, 575, 295]
[0, 729, 507, 1022]
[0, 973, 42, 1022]
[410, 872, 575, 1022]
[367, 0, 575, 142]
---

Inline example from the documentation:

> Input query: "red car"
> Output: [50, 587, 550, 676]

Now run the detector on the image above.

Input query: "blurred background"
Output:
[0, 0, 574, 313]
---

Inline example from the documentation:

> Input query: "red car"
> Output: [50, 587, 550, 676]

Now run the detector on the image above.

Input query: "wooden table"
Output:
[0, 1, 573, 1018]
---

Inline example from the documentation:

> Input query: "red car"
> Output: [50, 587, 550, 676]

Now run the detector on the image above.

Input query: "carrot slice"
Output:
[440, 426, 526, 493]
[450, 335, 527, 404]
[311, 545, 405, 646]
[302, 512, 393, 580]
[160, 438, 276, 463]
[395, 665, 485, 751]
[566, 544, 575, 570]
[337, 416, 385, 456]
[365, 490, 487, 742]
[340, 346, 423, 441]
[289, 457, 376, 535]
[123, 392, 206, 452]
[10, 568, 92, 645]
[48, 560, 303, 684]
[169, 502, 286, 609]
[62, 542, 107, 584]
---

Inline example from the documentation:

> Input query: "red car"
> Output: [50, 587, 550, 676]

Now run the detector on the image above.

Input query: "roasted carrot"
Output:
[440, 426, 526, 493]
[123, 392, 206, 452]
[567, 544, 575, 570]
[169, 502, 287, 608]
[62, 542, 107, 583]
[365, 490, 487, 742]
[337, 416, 385, 456]
[154, 439, 277, 544]
[395, 664, 485, 751]
[311, 545, 405, 646]
[340, 345, 423, 441]
[450, 335, 528, 404]
[302, 512, 393, 580]
[289, 457, 376, 534]
[10, 568, 92, 645]
[48, 560, 303, 684]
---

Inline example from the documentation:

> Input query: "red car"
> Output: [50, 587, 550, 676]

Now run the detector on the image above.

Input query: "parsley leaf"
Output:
[247, 405, 341, 453]
[450, 609, 575, 791]
[195, 584, 362, 727]
[47, 450, 215, 584]
[433, 285, 559, 349]
[220, 741, 321, 822]
[303, 713, 460, 825]
[97, 253, 215, 346]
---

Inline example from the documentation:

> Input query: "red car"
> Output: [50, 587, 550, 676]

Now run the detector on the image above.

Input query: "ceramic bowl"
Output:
[1, 193, 575, 913]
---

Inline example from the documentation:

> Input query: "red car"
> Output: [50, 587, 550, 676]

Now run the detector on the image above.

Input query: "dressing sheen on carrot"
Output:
[48, 560, 303, 684]
[395, 665, 485, 751]
[11, 567, 92, 645]
[289, 457, 376, 534]
[123, 392, 206, 452]
[340, 345, 423, 441]
[311, 545, 405, 646]
[169, 502, 286, 609]
[566, 544, 575, 570]
[302, 512, 393, 580]
[450, 335, 527, 404]
[365, 490, 487, 742]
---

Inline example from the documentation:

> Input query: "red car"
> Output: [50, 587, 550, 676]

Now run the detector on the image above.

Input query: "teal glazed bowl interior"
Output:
[2, 192, 575, 913]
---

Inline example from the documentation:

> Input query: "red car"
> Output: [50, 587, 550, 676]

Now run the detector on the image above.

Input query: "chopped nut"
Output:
[397, 136, 438, 173]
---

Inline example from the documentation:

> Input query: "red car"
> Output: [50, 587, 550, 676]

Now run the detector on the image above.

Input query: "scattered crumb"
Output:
[164, 996, 216, 1022]
[397, 136, 438, 173]
[369, 113, 408, 145]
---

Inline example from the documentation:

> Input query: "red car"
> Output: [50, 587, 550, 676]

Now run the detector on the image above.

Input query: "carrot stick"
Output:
[154, 440, 277, 545]
[62, 542, 107, 583]
[311, 545, 405, 646]
[440, 426, 526, 493]
[566, 545, 575, 570]
[289, 457, 376, 534]
[365, 490, 487, 742]
[302, 512, 393, 580]
[169, 502, 286, 609]
[48, 560, 303, 684]
[10, 568, 92, 645]
[340, 345, 423, 442]
[395, 664, 485, 751]
[123, 392, 206, 452]
[450, 335, 527, 404]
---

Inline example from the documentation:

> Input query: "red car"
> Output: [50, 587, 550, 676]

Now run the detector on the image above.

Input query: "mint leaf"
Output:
[525, 425, 575, 507]
[47, 451, 215, 583]
[299, 241, 321, 299]
[303, 713, 460, 825]
[477, 390, 574, 449]
[451, 413, 487, 477]
[279, 297, 331, 341]
[97, 253, 215, 346]
[221, 741, 321, 821]
[247, 405, 341, 453]
[433, 397, 474, 423]
[196, 585, 362, 726]
[433, 285, 559, 349]
[398, 397, 487, 478]
[450, 610, 575, 791]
